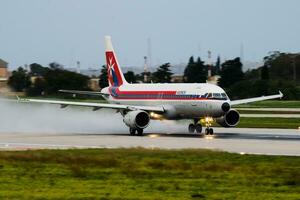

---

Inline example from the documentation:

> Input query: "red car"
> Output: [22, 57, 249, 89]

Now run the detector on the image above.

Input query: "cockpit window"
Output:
[221, 93, 228, 99]
[213, 93, 222, 98]
[206, 93, 228, 100]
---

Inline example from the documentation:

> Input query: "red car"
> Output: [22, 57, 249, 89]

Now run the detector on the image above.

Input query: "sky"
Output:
[0, 0, 300, 69]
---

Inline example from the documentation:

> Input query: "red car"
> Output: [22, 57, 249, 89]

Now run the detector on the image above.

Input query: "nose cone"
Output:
[222, 102, 230, 112]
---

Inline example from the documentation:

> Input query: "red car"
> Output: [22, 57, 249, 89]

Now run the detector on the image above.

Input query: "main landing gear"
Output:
[129, 128, 143, 136]
[188, 123, 202, 134]
[188, 118, 214, 135]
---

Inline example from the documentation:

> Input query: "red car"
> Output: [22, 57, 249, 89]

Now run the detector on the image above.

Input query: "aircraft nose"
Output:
[221, 102, 230, 112]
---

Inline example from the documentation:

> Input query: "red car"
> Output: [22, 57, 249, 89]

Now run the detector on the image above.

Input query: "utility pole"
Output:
[143, 56, 148, 83]
[76, 61, 81, 74]
[207, 50, 212, 78]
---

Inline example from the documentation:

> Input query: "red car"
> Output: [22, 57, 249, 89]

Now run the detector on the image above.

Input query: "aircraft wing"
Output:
[17, 97, 165, 113]
[59, 90, 110, 97]
[230, 91, 283, 106]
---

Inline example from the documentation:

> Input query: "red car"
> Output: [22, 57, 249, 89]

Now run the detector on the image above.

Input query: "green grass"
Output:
[211, 117, 299, 129]
[237, 110, 300, 114]
[236, 117, 300, 129]
[0, 148, 300, 199]
[234, 100, 300, 108]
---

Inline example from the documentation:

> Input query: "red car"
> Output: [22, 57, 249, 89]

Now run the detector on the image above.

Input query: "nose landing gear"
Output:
[205, 127, 214, 135]
[204, 117, 214, 135]
[129, 128, 144, 136]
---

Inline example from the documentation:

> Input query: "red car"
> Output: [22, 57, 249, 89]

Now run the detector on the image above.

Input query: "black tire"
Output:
[137, 128, 143, 136]
[205, 128, 210, 135]
[188, 124, 195, 133]
[195, 124, 202, 134]
[209, 128, 214, 135]
[130, 128, 136, 136]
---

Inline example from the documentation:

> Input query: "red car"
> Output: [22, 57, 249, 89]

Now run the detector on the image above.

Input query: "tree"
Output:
[27, 77, 47, 96]
[30, 63, 49, 76]
[219, 57, 244, 88]
[261, 65, 269, 80]
[99, 65, 108, 88]
[49, 62, 63, 69]
[124, 71, 137, 83]
[263, 52, 300, 82]
[184, 56, 207, 83]
[152, 63, 173, 83]
[43, 67, 90, 94]
[8, 67, 31, 92]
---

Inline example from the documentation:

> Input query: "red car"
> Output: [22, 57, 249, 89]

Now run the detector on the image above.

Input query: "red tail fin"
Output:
[105, 36, 127, 87]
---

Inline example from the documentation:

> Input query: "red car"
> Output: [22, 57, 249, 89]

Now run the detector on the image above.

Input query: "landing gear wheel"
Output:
[188, 124, 196, 134]
[205, 128, 210, 135]
[195, 124, 202, 134]
[129, 128, 136, 136]
[137, 128, 143, 136]
[205, 128, 214, 135]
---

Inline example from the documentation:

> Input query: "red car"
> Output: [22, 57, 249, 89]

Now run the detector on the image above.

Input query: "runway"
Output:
[0, 128, 300, 156]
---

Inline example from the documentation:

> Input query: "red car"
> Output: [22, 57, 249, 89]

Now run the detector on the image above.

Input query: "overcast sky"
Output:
[1, 0, 300, 69]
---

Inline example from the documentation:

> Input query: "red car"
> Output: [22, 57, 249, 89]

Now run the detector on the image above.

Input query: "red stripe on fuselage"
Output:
[108, 87, 215, 100]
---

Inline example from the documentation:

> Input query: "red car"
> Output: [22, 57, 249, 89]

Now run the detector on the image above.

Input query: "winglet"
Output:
[279, 91, 283, 98]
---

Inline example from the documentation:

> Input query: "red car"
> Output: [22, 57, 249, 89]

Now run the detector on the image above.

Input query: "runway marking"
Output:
[0, 142, 100, 149]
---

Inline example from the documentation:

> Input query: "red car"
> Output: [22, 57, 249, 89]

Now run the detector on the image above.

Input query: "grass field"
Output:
[237, 110, 300, 114]
[0, 148, 299, 199]
[236, 117, 300, 129]
[209, 117, 299, 129]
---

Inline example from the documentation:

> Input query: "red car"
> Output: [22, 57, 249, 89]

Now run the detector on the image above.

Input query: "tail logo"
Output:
[106, 51, 123, 86]
[107, 57, 119, 86]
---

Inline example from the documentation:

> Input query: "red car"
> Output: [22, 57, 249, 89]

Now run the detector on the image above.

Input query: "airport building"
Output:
[0, 59, 9, 91]
[0, 59, 8, 78]
[88, 78, 100, 91]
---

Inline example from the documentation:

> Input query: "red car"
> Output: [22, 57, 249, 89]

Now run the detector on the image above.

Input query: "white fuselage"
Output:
[101, 83, 230, 119]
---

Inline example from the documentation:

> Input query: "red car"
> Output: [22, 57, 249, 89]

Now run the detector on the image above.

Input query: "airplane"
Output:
[19, 36, 283, 136]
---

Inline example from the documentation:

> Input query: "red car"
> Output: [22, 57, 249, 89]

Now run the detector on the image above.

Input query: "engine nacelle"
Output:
[216, 109, 240, 127]
[123, 110, 150, 129]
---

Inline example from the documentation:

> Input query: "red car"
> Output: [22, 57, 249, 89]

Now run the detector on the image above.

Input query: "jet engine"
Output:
[216, 109, 240, 127]
[123, 110, 150, 129]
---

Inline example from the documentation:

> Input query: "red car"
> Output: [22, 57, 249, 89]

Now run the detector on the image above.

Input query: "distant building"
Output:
[171, 74, 184, 83]
[0, 59, 8, 78]
[89, 78, 100, 91]
[206, 75, 221, 85]
[0, 59, 10, 94]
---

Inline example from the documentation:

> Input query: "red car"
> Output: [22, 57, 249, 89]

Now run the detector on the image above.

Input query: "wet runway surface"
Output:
[0, 128, 300, 156]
